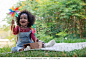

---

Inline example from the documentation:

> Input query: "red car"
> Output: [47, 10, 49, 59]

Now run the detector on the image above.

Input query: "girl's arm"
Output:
[11, 20, 19, 35]
[30, 29, 39, 42]
[31, 32, 36, 42]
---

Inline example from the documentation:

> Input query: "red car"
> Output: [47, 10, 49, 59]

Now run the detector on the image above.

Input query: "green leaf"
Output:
[56, 31, 68, 37]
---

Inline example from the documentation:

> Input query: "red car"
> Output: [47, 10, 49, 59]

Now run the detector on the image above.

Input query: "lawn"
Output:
[0, 48, 86, 57]
[0, 38, 86, 57]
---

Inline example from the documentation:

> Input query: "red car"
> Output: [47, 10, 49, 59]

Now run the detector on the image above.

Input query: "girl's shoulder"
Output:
[16, 25, 19, 28]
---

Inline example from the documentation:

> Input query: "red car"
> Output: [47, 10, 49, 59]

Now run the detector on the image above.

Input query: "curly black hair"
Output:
[16, 10, 35, 27]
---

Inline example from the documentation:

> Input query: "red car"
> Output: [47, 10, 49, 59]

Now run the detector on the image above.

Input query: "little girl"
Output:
[11, 10, 55, 53]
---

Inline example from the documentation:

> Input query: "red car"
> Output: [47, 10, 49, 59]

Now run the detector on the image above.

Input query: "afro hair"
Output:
[16, 10, 35, 27]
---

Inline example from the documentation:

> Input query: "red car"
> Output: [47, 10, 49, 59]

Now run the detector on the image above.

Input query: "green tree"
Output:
[3, 0, 86, 40]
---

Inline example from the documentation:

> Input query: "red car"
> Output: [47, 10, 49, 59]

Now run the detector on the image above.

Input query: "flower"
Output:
[36, 0, 39, 2]
[35, 8, 37, 10]
[1, 31, 3, 33]
[65, 37, 67, 40]
[19, 6, 22, 9]
[9, 38, 11, 40]
[22, 4, 25, 6]
[56, 17, 58, 19]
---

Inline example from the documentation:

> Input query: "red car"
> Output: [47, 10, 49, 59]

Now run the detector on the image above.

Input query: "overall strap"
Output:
[19, 27, 20, 33]
[16, 27, 20, 43]
[17, 27, 20, 37]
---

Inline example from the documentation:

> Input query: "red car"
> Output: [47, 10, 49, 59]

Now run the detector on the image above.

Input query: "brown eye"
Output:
[20, 17, 22, 19]
[24, 17, 27, 19]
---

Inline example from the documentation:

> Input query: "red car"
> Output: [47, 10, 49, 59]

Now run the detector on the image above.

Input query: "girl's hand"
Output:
[19, 48, 24, 51]
[36, 39, 39, 42]
[11, 19, 15, 29]
[11, 19, 15, 25]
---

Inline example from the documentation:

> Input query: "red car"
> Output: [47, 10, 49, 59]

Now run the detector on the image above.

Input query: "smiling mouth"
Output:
[21, 21, 25, 23]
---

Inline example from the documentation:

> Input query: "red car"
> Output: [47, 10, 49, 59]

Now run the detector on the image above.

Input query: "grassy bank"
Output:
[0, 47, 86, 57]
[0, 38, 86, 57]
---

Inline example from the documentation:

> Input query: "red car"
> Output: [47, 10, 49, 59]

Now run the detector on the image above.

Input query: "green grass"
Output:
[0, 38, 86, 57]
[0, 45, 11, 53]
[0, 48, 86, 57]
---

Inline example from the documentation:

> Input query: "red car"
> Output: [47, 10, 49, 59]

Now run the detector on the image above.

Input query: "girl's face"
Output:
[19, 14, 29, 27]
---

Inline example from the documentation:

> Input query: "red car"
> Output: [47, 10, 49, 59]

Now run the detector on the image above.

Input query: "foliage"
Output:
[0, 25, 17, 42]
[0, 45, 11, 53]
[1, 0, 86, 43]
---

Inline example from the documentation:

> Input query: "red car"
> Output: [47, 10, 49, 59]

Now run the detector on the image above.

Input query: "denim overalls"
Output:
[11, 27, 32, 52]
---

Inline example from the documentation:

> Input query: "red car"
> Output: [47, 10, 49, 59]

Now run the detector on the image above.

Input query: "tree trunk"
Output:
[74, 16, 76, 34]
[79, 19, 83, 38]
